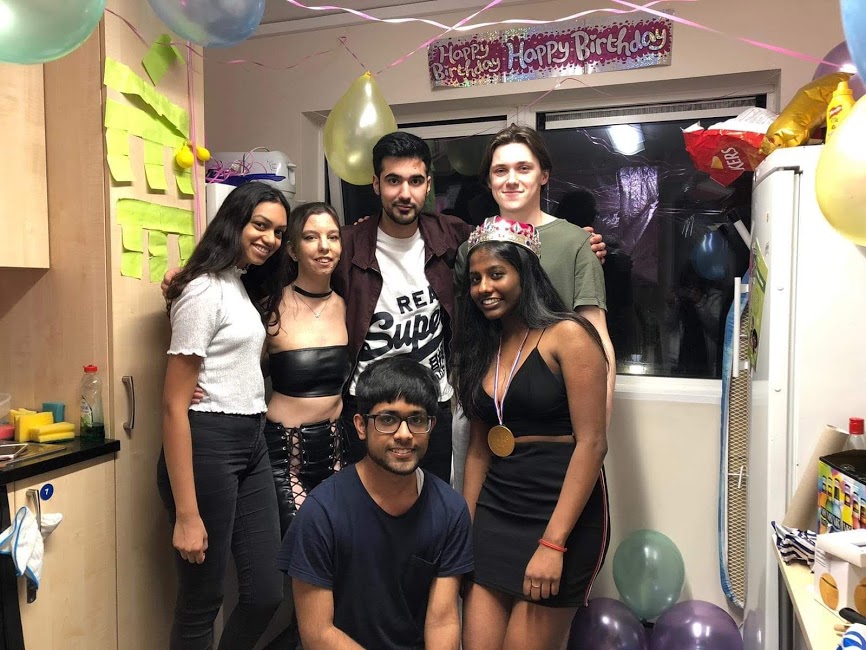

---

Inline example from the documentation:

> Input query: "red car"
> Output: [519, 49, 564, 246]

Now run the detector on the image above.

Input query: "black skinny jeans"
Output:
[341, 395, 453, 484]
[157, 411, 283, 650]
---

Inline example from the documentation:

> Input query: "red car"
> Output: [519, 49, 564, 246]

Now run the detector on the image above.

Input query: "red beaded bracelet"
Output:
[538, 538, 567, 553]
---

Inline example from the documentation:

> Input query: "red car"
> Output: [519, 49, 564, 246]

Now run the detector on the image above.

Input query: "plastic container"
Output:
[827, 80, 856, 140]
[79, 365, 105, 441]
[847, 417, 866, 451]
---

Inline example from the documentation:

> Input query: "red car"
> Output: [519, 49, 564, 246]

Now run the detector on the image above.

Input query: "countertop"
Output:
[0, 438, 119, 485]
[775, 545, 843, 650]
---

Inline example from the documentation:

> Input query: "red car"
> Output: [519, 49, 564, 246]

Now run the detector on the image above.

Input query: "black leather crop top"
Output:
[269, 345, 351, 398]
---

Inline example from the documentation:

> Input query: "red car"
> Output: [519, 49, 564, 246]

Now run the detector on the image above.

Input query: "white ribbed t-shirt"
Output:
[168, 268, 267, 414]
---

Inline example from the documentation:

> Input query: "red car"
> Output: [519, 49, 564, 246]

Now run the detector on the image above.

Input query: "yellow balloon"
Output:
[816, 95, 866, 245]
[175, 146, 194, 169]
[196, 146, 211, 162]
[324, 72, 398, 186]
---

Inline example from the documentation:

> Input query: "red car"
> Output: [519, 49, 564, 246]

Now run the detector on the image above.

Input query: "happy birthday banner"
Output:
[428, 13, 673, 88]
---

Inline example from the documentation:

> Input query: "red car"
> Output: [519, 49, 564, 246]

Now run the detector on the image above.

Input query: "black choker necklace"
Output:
[292, 284, 333, 299]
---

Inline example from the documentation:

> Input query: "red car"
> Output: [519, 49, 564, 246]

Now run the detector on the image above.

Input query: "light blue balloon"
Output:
[842, 0, 866, 82]
[147, 0, 265, 48]
[613, 530, 685, 621]
[0, 0, 106, 64]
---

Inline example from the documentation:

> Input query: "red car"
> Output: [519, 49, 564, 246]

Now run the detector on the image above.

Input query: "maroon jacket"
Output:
[332, 212, 473, 377]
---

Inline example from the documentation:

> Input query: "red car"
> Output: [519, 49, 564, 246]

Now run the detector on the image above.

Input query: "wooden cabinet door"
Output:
[10, 457, 117, 649]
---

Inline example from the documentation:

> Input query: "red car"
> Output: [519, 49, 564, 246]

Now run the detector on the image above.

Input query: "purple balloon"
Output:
[813, 41, 865, 99]
[569, 598, 649, 650]
[650, 601, 743, 650]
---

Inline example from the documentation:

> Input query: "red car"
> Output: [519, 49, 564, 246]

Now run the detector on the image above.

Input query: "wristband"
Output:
[538, 538, 567, 553]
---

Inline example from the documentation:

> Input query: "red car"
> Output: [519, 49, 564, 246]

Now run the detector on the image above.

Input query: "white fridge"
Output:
[739, 145, 866, 649]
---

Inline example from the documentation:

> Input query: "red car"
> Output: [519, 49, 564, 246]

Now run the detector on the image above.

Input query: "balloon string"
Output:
[185, 41, 204, 240]
[339, 37, 368, 71]
[377, 0, 503, 73]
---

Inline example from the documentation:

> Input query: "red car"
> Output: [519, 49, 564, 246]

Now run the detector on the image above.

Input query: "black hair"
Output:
[355, 356, 439, 417]
[452, 241, 606, 419]
[165, 182, 291, 330]
[372, 131, 432, 177]
[555, 188, 597, 228]
[479, 124, 553, 185]
[285, 202, 341, 283]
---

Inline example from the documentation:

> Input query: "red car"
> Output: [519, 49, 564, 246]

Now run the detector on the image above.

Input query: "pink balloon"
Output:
[813, 41, 865, 99]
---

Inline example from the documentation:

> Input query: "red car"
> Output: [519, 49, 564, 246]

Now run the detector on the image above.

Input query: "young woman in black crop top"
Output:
[260, 202, 351, 645]
[453, 217, 610, 650]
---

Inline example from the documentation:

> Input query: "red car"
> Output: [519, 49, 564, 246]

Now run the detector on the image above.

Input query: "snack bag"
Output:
[683, 107, 778, 186]
[761, 72, 853, 155]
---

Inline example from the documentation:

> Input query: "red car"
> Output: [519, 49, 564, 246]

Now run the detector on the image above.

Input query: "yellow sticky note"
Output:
[122, 225, 144, 252]
[105, 128, 130, 156]
[145, 163, 167, 191]
[178, 234, 195, 261]
[121, 252, 144, 279]
[176, 168, 194, 196]
[107, 154, 133, 182]
[144, 140, 165, 165]
[149, 255, 168, 283]
[148, 230, 168, 257]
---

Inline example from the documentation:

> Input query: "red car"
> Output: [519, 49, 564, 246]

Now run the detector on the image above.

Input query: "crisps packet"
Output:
[683, 107, 778, 186]
[761, 72, 852, 155]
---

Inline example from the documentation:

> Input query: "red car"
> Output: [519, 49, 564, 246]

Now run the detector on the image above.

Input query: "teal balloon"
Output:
[0, 0, 106, 64]
[691, 230, 729, 281]
[613, 530, 685, 620]
[147, 0, 265, 48]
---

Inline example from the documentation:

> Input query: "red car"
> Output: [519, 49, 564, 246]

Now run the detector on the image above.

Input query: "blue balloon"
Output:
[0, 0, 106, 64]
[147, 0, 265, 48]
[569, 598, 648, 650]
[691, 230, 729, 281]
[650, 600, 743, 650]
[842, 0, 866, 83]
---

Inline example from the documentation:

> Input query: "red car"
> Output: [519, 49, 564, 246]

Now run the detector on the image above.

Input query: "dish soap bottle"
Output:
[827, 79, 856, 140]
[79, 365, 105, 441]
[847, 417, 866, 450]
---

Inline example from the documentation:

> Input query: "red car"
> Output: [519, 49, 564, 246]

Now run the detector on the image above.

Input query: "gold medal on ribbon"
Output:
[488, 424, 515, 457]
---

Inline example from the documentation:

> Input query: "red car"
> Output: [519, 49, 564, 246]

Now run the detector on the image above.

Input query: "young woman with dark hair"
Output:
[454, 217, 610, 650]
[158, 181, 289, 649]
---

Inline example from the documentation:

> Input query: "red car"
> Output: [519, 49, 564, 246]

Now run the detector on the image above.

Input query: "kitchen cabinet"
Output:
[0, 63, 49, 268]
[10, 456, 117, 649]
[0, 1, 205, 647]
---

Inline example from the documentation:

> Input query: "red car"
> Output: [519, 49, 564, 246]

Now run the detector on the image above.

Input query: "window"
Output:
[539, 97, 760, 379]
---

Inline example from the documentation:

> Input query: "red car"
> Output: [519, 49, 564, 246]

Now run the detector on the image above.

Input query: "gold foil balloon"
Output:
[816, 95, 866, 245]
[324, 72, 398, 186]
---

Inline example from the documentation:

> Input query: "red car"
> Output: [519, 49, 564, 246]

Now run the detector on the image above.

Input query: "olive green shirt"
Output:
[454, 218, 607, 311]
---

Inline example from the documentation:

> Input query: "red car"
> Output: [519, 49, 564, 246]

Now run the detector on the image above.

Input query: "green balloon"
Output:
[612, 529, 685, 620]
[0, 0, 106, 64]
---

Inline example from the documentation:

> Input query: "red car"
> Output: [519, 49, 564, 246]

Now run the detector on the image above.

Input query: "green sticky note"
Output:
[148, 230, 168, 257]
[121, 225, 144, 252]
[105, 128, 130, 156]
[145, 163, 167, 191]
[117, 199, 194, 235]
[105, 97, 185, 148]
[142, 34, 184, 86]
[178, 234, 195, 260]
[121, 252, 144, 279]
[144, 140, 164, 165]
[149, 255, 168, 283]
[161, 206, 195, 235]
[105, 57, 190, 138]
[107, 154, 133, 182]
[176, 168, 194, 196]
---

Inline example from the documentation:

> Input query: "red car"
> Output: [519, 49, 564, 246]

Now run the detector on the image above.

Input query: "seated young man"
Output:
[277, 356, 472, 650]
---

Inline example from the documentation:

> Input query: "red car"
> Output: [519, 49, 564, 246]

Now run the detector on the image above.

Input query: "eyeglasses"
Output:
[365, 413, 434, 435]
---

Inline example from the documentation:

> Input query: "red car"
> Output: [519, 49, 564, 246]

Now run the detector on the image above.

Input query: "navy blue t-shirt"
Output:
[277, 465, 473, 649]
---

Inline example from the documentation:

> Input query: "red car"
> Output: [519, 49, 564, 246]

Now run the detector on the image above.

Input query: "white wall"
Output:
[202, 0, 846, 616]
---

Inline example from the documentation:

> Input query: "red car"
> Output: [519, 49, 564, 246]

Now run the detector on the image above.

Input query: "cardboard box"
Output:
[815, 529, 866, 615]
[818, 450, 866, 534]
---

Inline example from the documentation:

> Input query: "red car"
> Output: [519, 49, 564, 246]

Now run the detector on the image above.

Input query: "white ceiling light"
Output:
[607, 124, 645, 156]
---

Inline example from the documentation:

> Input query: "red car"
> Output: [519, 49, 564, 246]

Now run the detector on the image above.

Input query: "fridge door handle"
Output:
[122, 375, 135, 432]
[732, 277, 750, 379]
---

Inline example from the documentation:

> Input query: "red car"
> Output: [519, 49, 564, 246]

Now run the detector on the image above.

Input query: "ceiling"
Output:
[262, 0, 428, 25]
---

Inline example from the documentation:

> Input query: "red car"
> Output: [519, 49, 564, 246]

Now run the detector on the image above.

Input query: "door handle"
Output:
[122, 376, 135, 432]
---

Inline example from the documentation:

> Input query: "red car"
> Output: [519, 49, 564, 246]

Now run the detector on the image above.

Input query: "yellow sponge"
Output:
[9, 408, 36, 427]
[15, 412, 53, 442]
[32, 422, 75, 443]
